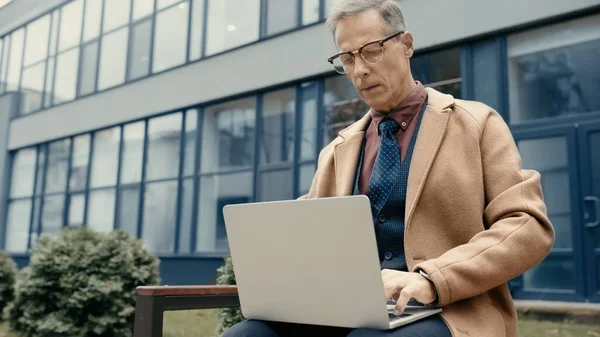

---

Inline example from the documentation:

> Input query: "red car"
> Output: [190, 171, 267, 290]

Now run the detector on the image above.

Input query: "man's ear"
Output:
[402, 31, 414, 59]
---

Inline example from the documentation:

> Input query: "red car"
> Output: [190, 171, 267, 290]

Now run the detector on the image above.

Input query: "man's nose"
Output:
[353, 56, 370, 77]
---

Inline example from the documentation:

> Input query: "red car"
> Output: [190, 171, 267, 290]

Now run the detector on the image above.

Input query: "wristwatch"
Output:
[418, 269, 439, 306]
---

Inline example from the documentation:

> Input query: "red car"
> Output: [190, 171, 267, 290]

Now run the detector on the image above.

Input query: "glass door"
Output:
[579, 121, 600, 302]
[511, 126, 586, 301]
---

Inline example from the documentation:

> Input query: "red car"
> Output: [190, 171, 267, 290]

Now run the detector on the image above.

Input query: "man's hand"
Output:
[381, 269, 437, 315]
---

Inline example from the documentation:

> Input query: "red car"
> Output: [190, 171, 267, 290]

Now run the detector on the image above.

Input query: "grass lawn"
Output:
[2, 310, 600, 337]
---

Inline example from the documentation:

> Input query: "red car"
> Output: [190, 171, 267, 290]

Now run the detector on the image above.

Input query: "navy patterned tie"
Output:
[368, 118, 401, 215]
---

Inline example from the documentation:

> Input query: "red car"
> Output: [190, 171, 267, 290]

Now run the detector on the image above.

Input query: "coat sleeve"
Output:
[412, 109, 555, 307]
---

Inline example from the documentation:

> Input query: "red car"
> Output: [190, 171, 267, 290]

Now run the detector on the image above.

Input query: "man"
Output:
[224, 0, 554, 336]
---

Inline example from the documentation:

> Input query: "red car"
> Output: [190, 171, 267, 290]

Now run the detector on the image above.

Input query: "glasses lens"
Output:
[361, 43, 384, 64]
[331, 54, 354, 74]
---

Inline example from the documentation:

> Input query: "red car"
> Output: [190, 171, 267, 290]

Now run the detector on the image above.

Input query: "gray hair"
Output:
[326, 0, 406, 36]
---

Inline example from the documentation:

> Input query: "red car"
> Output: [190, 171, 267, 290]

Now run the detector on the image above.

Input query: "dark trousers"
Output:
[222, 314, 452, 337]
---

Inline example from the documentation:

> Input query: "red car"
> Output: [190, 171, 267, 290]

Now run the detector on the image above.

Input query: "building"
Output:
[0, 0, 599, 303]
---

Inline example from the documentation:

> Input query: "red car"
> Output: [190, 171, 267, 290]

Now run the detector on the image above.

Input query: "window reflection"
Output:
[20, 63, 45, 114]
[128, 19, 152, 81]
[44, 139, 71, 194]
[103, 0, 131, 32]
[10, 148, 37, 198]
[78, 42, 99, 96]
[153, 3, 189, 73]
[206, 0, 260, 55]
[197, 172, 253, 252]
[202, 97, 256, 172]
[410, 48, 462, 99]
[508, 21, 600, 124]
[90, 127, 121, 188]
[58, 0, 83, 52]
[83, 0, 102, 42]
[142, 180, 178, 253]
[266, 0, 297, 36]
[87, 189, 115, 233]
[98, 27, 128, 90]
[121, 122, 145, 184]
[5, 200, 32, 253]
[70, 135, 91, 191]
[53, 48, 80, 104]
[146, 113, 182, 180]
[261, 88, 295, 164]
[24, 15, 50, 66]
[6, 29, 24, 92]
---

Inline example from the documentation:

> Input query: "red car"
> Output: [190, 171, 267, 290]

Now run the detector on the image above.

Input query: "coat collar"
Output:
[332, 88, 455, 219]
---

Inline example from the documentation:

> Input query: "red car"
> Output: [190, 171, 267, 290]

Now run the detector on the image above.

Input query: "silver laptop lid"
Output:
[223, 195, 391, 329]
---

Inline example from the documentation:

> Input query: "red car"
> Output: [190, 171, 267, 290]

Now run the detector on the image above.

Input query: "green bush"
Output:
[215, 256, 244, 337]
[6, 227, 160, 337]
[0, 251, 17, 320]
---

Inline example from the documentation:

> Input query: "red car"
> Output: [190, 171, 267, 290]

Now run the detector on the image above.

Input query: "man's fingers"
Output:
[394, 287, 413, 316]
[383, 280, 400, 300]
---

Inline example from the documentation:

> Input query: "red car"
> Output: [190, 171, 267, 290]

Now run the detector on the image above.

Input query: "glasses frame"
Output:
[327, 31, 405, 74]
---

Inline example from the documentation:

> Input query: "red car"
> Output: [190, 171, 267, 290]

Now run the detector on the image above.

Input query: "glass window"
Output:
[519, 137, 572, 249]
[206, 0, 260, 56]
[183, 109, 198, 176]
[146, 113, 182, 180]
[410, 48, 462, 98]
[266, 0, 297, 36]
[128, 19, 152, 81]
[178, 178, 194, 252]
[197, 171, 252, 252]
[5, 200, 32, 253]
[117, 186, 139, 237]
[300, 82, 318, 160]
[261, 88, 295, 164]
[98, 27, 128, 90]
[508, 15, 600, 124]
[303, 0, 319, 25]
[259, 169, 292, 201]
[48, 10, 59, 56]
[68, 193, 85, 226]
[87, 188, 115, 233]
[90, 127, 121, 187]
[83, 0, 103, 42]
[0, 38, 4, 91]
[157, 0, 184, 10]
[20, 63, 45, 115]
[44, 139, 71, 194]
[41, 194, 65, 236]
[34, 145, 47, 196]
[10, 148, 37, 198]
[43, 57, 55, 107]
[58, 0, 84, 52]
[0, 35, 9, 94]
[189, 0, 205, 61]
[121, 122, 145, 184]
[201, 97, 256, 173]
[142, 180, 178, 253]
[78, 41, 99, 96]
[153, 3, 189, 73]
[53, 48, 80, 104]
[323, 76, 363, 144]
[299, 163, 316, 196]
[103, 0, 131, 32]
[70, 135, 90, 191]
[133, 0, 154, 21]
[523, 258, 574, 291]
[24, 15, 51, 66]
[6, 29, 24, 92]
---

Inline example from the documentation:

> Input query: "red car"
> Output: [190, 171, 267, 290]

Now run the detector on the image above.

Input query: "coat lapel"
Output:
[333, 113, 372, 196]
[405, 88, 454, 227]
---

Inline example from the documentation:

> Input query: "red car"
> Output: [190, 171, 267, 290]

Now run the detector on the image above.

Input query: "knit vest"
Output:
[352, 97, 428, 271]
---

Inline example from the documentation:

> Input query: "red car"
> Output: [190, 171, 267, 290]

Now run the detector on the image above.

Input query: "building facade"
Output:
[0, 0, 599, 303]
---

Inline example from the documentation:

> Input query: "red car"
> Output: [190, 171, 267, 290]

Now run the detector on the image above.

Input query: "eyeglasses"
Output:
[327, 31, 404, 75]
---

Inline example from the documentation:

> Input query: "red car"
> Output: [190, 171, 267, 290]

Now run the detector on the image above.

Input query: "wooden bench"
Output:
[133, 285, 239, 337]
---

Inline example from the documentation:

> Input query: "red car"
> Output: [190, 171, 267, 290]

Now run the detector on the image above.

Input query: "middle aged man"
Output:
[223, 1, 555, 336]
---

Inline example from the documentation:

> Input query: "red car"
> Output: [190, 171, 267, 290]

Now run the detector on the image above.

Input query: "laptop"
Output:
[222, 195, 442, 330]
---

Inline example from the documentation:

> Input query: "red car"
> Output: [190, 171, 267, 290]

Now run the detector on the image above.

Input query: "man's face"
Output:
[334, 10, 414, 112]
